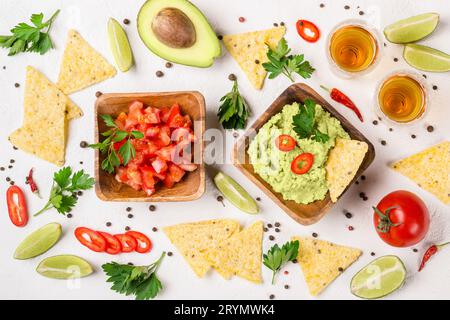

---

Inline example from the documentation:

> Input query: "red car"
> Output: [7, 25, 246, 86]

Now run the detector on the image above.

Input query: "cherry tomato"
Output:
[296, 19, 320, 43]
[115, 234, 137, 252]
[373, 190, 430, 247]
[99, 231, 122, 255]
[291, 153, 314, 175]
[126, 231, 152, 253]
[275, 135, 296, 152]
[6, 186, 28, 227]
[74, 227, 107, 252]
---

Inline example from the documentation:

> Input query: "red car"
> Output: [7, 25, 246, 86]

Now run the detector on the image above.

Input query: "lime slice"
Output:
[350, 255, 406, 299]
[14, 223, 62, 260]
[214, 172, 259, 214]
[37, 255, 93, 279]
[108, 18, 134, 72]
[403, 44, 450, 72]
[384, 13, 439, 44]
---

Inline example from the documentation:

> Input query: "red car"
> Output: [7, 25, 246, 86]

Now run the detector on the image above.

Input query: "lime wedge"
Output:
[37, 255, 93, 279]
[403, 44, 450, 72]
[384, 13, 439, 44]
[14, 223, 62, 260]
[108, 18, 134, 72]
[350, 255, 406, 299]
[214, 172, 259, 214]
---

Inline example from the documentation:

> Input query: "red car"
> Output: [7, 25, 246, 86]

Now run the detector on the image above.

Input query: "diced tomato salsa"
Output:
[113, 100, 197, 195]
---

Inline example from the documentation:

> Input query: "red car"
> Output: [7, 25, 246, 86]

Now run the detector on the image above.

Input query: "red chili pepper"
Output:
[26, 168, 40, 197]
[6, 185, 28, 227]
[320, 85, 364, 122]
[418, 242, 449, 272]
[296, 20, 320, 43]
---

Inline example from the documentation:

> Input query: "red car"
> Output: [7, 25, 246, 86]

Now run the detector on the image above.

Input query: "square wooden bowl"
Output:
[94, 91, 205, 202]
[232, 83, 375, 225]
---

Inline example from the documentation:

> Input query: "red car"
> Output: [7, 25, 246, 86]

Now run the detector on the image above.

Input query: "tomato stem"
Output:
[373, 206, 401, 233]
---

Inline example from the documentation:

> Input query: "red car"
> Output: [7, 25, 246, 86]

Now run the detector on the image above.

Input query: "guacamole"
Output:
[248, 103, 349, 204]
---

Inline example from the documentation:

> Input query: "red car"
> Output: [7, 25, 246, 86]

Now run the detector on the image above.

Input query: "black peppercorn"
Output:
[95, 91, 103, 97]
[123, 18, 130, 25]
[228, 73, 237, 81]
[149, 205, 156, 212]
[167, 251, 173, 256]
[156, 70, 164, 77]
[427, 125, 434, 132]
[80, 141, 88, 148]
[165, 62, 173, 68]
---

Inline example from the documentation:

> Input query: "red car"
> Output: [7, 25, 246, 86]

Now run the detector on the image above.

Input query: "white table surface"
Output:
[0, 0, 449, 300]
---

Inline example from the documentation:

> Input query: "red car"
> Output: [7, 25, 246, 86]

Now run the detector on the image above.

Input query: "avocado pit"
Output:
[152, 7, 196, 48]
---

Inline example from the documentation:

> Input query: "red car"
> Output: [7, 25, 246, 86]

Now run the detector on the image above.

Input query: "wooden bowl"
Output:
[94, 91, 205, 202]
[232, 83, 375, 225]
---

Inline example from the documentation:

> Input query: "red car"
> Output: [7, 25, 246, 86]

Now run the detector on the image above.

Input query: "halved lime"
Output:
[108, 18, 134, 72]
[384, 13, 439, 44]
[350, 255, 406, 299]
[403, 44, 450, 72]
[14, 223, 62, 260]
[214, 172, 259, 214]
[37, 255, 93, 279]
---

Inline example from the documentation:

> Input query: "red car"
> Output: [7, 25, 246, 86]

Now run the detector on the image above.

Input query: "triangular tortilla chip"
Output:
[326, 139, 368, 202]
[223, 27, 285, 90]
[292, 236, 362, 296]
[202, 221, 263, 283]
[391, 141, 450, 204]
[163, 219, 240, 277]
[57, 30, 116, 94]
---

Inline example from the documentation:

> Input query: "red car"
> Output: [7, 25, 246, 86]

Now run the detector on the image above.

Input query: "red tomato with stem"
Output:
[98, 231, 122, 254]
[126, 231, 152, 253]
[6, 186, 28, 227]
[115, 234, 138, 252]
[373, 190, 430, 247]
[74, 227, 107, 252]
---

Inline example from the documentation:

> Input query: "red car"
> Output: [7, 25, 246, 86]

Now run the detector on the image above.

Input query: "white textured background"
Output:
[0, 0, 449, 300]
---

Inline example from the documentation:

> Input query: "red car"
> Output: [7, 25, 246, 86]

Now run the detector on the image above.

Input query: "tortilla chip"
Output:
[326, 139, 368, 202]
[391, 141, 450, 204]
[163, 219, 240, 277]
[202, 221, 263, 283]
[292, 236, 362, 296]
[223, 27, 285, 90]
[57, 30, 116, 94]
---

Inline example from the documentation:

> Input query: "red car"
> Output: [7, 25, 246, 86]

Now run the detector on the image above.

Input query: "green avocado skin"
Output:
[248, 103, 349, 205]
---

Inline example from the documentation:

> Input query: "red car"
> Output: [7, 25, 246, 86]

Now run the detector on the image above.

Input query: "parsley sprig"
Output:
[102, 252, 165, 300]
[217, 80, 251, 130]
[89, 114, 144, 174]
[293, 99, 329, 143]
[262, 38, 315, 82]
[0, 9, 60, 56]
[263, 240, 299, 284]
[34, 167, 95, 216]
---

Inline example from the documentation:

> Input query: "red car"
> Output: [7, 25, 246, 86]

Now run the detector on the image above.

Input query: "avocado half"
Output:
[137, 0, 221, 68]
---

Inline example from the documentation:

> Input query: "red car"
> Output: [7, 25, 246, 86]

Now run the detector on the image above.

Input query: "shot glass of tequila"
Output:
[326, 20, 382, 78]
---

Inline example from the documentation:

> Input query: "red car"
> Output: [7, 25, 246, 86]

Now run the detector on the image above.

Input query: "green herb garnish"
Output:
[293, 99, 329, 143]
[262, 38, 315, 82]
[102, 252, 165, 300]
[0, 10, 60, 56]
[89, 114, 144, 174]
[263, 240, 299, 284]
[34, 167, 95, 216]
[217, 80, 251, 130]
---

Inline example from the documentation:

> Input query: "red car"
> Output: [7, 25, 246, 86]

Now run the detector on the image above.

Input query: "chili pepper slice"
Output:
[320, 85, 364, 122]
[296, 20, 320, 43]
[275, 134, 296, 152]
[126, 231, 153, 253]
[99, 231, 122, 255]
[6, 185, 28, 227]
[26, 168, 40, 197]
[115, 234, 138, 253]
[74, 227, 107, 252]
[291, 153, 314, 175]
[418, 242, 449, 272]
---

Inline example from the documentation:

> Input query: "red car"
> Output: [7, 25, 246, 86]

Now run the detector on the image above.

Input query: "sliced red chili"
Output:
[115, 234, 137, 253]
[99, 231, 122, 255]
[275, 135, 296, 152]
[291, 153, 314, 175]
[126, 231, 153, 253]
[296, 20, 320, 43]
[6, 185, 28, 227]
[74, 227, 107, 252]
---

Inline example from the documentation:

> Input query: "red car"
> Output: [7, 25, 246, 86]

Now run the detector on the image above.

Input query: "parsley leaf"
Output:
[263, 240, 299, 284]
[292, 99, 329, 143]
[34, 167, 94, 216]
[262, 38, 315, 82]
[0, 10, 60, 56]
[217, 80, 251, 130]
[102, 252, 165, 300]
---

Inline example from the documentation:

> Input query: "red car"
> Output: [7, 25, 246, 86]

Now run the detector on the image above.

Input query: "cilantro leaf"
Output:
[217, 80, 251, 130]
[101, 114, 118, 128]
[292, 99, 329, 143]
[263, 240, 299, 284]
[53, 166, 72, 188]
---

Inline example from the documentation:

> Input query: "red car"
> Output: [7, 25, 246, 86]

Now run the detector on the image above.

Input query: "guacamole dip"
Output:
[248, 103, 349, 204]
